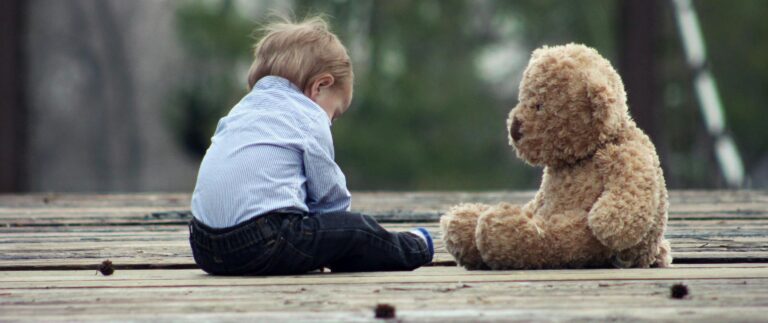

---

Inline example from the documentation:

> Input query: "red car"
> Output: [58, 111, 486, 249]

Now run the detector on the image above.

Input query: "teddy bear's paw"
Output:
[653, 239, 673, 268]
[440, 203, 490, 269]
[475, 203, 547, 269]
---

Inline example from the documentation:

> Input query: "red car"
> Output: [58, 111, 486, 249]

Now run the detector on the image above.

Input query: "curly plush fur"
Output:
[441, 43, 672, 270]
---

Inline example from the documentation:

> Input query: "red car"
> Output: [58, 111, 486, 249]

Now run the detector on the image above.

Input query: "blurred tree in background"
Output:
[296, 0, 533, 190]
[167, 0, 768, 190]
[166, 0, 253, 156]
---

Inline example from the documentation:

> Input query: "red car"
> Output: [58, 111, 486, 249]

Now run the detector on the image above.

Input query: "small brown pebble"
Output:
[98, 260, 114, 276]
[670, 283, 688, 299]
[374, 303, 396, 319]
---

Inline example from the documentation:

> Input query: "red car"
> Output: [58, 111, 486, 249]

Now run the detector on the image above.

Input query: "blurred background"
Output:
[1, 0, 767, 193]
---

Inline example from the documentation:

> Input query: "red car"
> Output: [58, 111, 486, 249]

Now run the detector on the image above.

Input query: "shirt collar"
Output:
[253, 75, 302, 93]
[253, 75, 332, 126]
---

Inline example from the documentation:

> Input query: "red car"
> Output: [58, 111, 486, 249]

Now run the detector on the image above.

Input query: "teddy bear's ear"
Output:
[583, 67, 627, 141]
[531, 45, 549, 60]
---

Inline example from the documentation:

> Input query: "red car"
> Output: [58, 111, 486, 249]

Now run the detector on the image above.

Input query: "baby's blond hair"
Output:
[247, 16, 352, 92]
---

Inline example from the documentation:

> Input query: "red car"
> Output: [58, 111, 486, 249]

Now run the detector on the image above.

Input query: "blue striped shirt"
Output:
[191, 76, 352, 228]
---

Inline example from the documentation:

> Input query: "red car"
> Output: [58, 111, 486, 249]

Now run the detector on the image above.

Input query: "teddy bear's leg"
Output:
[440, 203, 491, 270]
[475, 203, 548, 269]
[654, 239, 672, 268]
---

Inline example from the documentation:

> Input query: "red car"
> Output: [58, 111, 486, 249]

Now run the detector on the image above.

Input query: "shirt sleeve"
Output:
[302, 122, 352, 214]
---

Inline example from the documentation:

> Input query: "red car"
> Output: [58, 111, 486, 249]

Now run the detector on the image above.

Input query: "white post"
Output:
[671, 0, 745, 187]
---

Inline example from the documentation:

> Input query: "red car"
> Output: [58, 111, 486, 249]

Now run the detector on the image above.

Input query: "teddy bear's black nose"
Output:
[510, 117, 523, 142]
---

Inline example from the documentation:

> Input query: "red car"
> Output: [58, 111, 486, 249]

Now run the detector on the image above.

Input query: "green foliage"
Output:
[292, 0, 535, 190]
[497, 0, 619, 58]
[658, 0, 768, 187]
[166, 0, 252, 158]
[168, 0, 768, 189]
[696, 0, 768, 170]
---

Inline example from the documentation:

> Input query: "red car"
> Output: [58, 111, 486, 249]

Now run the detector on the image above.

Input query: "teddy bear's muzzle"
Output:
[510, 117, 523, 142]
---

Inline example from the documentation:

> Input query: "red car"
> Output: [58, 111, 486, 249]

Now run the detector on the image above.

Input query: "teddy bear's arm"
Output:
[522, 180, 545, 214]
[588, 142, 659, 251]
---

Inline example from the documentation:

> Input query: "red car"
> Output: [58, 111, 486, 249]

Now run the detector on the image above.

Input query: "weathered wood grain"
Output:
[1, 219, 767, 270]
[1, 265, 767, 322]
[1, 191, 767, 322]
[3, 263, 767, 283]
[3, 308, 768, 323]
[1, 191, 767, 227]
[0, 190, 765, 207]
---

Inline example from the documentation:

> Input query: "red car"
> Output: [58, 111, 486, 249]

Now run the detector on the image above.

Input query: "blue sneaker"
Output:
[410, 227, 434, 257]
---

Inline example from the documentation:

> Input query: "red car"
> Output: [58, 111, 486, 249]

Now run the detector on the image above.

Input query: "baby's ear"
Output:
[583, 67, 627, 141]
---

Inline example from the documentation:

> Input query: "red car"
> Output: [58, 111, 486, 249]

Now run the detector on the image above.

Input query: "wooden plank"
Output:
[2, 225, 767, 255]
[1, 219, 768, 270]
[2, 191, 768, 227]
[0, 190, 765, 207]
[3, 308, 768, 323]
[2, 203, 767, 225]
[1, 266, 767, 321]
[1, 192, 766, 322]
[2, 250, 768, 271]
[2, 264, 768, 286]
[0, 193, 192, 207]
[0, 191, 766, 270]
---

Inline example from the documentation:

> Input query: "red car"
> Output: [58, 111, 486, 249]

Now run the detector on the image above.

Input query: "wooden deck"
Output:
[1, 191, 767, 321]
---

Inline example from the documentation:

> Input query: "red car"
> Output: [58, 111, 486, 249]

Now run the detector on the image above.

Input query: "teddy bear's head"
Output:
[507, 43, 630, 167]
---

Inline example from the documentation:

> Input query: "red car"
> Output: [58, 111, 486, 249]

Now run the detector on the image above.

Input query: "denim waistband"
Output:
[189, 213, 297, 253]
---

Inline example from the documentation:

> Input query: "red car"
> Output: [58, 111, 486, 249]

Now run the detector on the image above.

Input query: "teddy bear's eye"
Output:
[535, 103, 542, 111]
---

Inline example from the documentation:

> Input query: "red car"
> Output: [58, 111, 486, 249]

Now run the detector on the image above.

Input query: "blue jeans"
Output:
[189, 211, 432, 275]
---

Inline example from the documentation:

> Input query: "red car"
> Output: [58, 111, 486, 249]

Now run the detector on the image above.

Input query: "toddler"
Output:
[189, 17, 433, 275]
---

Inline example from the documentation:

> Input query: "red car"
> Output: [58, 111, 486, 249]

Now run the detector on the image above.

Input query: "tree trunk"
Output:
[0, 0, 27, 192]
[619, 0, 671, 179]
[619, 0, 661, 143]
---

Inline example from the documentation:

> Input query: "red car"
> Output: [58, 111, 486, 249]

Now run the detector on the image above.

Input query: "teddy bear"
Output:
[440, 43, 671, 270]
